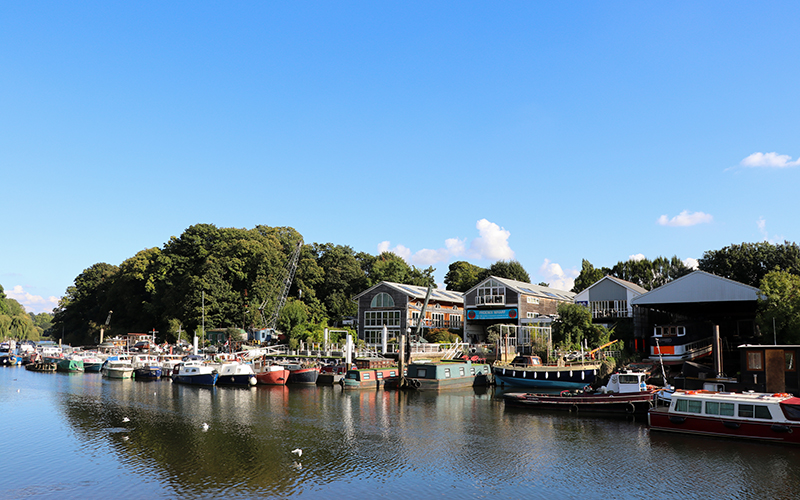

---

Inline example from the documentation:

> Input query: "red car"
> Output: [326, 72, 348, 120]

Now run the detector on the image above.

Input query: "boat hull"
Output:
[83, 362, 104, 373]
[493, 364, 600, 389]
[57, 359, 84, 373]
[648, 409, 800, 443]
[25, 361, 57, 372]
[287, 367, 319, 385]
[255, 369, 289, 385]
[134, 367, 163, 379]
[172, 373, 219, 386]
[216, 374, 257, 386]
[103, 367, 134, 379]
[505, 391, 656, 415]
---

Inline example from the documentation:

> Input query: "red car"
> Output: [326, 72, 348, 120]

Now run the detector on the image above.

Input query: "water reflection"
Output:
[4, 366, 800, 499]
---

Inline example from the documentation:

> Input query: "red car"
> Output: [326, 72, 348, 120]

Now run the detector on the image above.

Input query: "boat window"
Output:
[738, 404, 754, 418]
[675, 399, 687, 412]
[377, 372, 383, 379]
[362, 373, 370, 380]
[619, 375, 639, 384]
[780, 403, 800, 421]
[459, 368, 465, 376]
[705, 401, 720, 415]
[390, 371, 396, 377]
[471, 368, 476, 375]
[346, 372, 357, 379]
[719, 403, 734, 416]
[417, 368, 427, 378]
[444, 368, 451, 379]
[754, 406, 772, 419]
[747, 351, 763, 371]
[687, 400, 702, 413]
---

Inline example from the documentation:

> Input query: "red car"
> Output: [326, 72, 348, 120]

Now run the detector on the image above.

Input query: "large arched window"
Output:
[371, 292, 395, 308]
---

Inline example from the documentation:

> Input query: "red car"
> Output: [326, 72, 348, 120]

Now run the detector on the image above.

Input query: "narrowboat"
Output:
[648, 390, 800, 444]
[342, 367, 400, 390]
[493, 355, 601, 389]
[171, 361, 218, 386]
[215, 362, 257, 386]
[504, 370, 657, 414]
[403, 360, 491, 390]
[255, 364, 290, 385]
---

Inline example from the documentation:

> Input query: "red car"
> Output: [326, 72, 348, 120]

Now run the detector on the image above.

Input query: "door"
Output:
[765, 349, 786, 393]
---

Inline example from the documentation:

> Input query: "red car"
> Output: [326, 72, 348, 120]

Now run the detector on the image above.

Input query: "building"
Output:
[463, 276, 575, 343]
[353, 282, 465, 345]
[574, 275, 647, 322]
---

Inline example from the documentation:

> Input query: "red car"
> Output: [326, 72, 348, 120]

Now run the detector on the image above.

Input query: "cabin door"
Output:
[765, 349, 786, 393]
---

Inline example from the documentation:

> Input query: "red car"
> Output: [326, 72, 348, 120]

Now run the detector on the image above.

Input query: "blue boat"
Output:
[171, 361, 218, 386]
[492, 355, 601, 390]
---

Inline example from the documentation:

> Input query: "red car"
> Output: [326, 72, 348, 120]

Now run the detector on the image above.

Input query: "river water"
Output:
[1, 366, 799, 500]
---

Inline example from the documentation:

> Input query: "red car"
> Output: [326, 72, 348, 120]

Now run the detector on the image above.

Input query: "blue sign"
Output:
[467, 308, 518, 320]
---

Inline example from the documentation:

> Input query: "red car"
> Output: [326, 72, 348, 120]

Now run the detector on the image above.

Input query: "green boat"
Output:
[56, 357, 84, 373]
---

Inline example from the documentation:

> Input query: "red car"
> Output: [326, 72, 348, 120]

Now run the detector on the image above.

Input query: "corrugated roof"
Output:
[631, 271, 760, 305]
[352, 281, 464, 304]
[468, 275, 575, 302]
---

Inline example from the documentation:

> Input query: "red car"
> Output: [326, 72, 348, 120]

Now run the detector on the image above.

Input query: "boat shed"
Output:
[630, 270, 761, 352]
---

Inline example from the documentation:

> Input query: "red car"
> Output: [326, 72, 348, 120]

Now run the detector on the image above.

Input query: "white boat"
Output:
[215, 361, 257, 386]
[171, 361, 218, 386]
[102, 356, 134, 379]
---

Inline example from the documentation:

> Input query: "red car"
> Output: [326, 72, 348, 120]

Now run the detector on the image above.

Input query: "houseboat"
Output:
[342, 367, 400, 390]
[401, 360, 492, 391]
[504, 370, 657, 414]
[493, 355, 601, 389]
[648, 323, 712, 366]
[648, 390, 800, 444]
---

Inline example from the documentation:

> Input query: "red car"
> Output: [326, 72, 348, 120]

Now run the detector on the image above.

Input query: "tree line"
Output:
[0, 285, 52, 341]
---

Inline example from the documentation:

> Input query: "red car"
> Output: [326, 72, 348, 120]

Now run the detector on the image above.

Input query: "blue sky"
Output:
[2, 2, 799, 314]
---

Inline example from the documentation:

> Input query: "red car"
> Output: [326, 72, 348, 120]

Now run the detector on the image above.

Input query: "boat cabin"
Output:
[509, 355, 542, 367]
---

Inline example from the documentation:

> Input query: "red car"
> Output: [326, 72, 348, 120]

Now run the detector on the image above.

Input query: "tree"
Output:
[552, 302, 611, 349]
[572, 259, 608, 293]
[699, 241, 800, 287]
[485, 260, 531, 283]
[444, 261, 486, 292]
[757, 269, 800, 344]
[366, 252, 435, 287]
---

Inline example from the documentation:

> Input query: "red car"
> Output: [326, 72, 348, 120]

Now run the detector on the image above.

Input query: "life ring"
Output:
[772, 393, 791, 398]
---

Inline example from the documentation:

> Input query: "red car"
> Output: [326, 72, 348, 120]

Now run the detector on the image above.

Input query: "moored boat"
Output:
[648, 390, 800, 443]
[102, 357, 134, 379]
[56, 356, 84, 373]
[493, 355, 601, 389]
[504, 370, 657, 414]
[25, 361, 58, 372]
[317, 364, 348, 385]
[132, 354, 162, 379]
[215, 361, 257, 386]
[401, 360, 492, 390]
[285, 364, 319, 385]
[342, 367, 400, 390]
[255, 364, 290, 385]
[171, 361, 218, 386]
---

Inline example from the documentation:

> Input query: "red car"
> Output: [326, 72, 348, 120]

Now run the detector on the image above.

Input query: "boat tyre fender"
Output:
[626, 402, 636, 415]
[411, 379, 421, 389]
[570, 404, 578, 413]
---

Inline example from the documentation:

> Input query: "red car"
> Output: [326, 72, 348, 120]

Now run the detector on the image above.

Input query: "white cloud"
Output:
[740, 152, 800, 168]
[756, 217, 784, 244]
[683, 258, 699, 270]
[657, 210, 713, 227]
[377, 241, 411, 260]
[467, 219, 515, 261]
[5, 285, 59, 314]
[539, 259, 578, 292]
[629, 253, 646, 262]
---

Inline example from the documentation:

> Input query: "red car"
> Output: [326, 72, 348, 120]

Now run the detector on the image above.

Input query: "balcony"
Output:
[477, 295, 505, 305]
[591, 308, 631, 319]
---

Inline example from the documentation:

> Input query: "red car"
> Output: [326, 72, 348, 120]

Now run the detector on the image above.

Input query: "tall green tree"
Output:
[484, 260, 531, 283]
[699, 241, 800, 287]
[444, 261, 485, 291]
[571, 259, 609, 293]
[757, 269, 800, 344]
[552, 302, 611, 349]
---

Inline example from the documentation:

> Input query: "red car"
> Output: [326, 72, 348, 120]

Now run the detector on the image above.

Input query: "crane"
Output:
[99, 310, 113, 344]
[258, 240, 302, 335]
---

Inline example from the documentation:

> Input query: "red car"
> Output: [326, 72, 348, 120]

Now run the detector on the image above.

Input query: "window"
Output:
[431, 313, 444, 327]
[459, 367, 465, 376]
[363, 329, 399, 345]
[739, 404, 754, 418]
[376, 372, 383, 379]
[755, 406, 772, 419]
[527, 297, 539, 304]
[476, 279, 505, 305]
[364, 310, 401, 327]
[450, 314, 462, 328]
[444, 368, 451, 378]
[654, 325, 686, 337]
[747, 351, 763, 371]
[362, 373, 370, 380]
[675, 399, 702, 413]
[705, 401, 735, 416]
[370, 293, 395, 308]
[470, 367, 476, 375]
[417, 368, 427, 378]
[787, 352, 796, 371]
[527, 312, 539, 319]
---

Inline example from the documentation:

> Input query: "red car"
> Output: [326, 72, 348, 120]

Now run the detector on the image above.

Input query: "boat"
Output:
[647, 324, 713, 365]
[0, 342, 21, 366]
[648, 390, 800, 443]
[215, 361, 257, 386]
[399, 360, 492, 390]
[255, 364, 290, 385]
[284, 363, 319, 385]
[25, 361, 57, 372]
[56, 356, 84, 373]
[102, 357, 134, 379]
[503, 370, 657, 414]
[159, 355, 183, 378]
[342, 367, 400, 390]
[81, 353, 105, 372]
[493, 355, 602, 389]
[171, 361, 218, 386]
[317, 364, 348, 385]
[132, 354, 163, 379]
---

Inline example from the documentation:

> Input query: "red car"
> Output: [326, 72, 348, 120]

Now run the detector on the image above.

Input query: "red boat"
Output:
[648, 390, 800, 444]
[255, 364, 290, 385]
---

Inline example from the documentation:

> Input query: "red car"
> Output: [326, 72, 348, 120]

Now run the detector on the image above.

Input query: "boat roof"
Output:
[674, 390, 796, 404]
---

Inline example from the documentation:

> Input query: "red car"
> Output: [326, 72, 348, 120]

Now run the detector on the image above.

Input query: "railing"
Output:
[590, 309, 631, 318]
